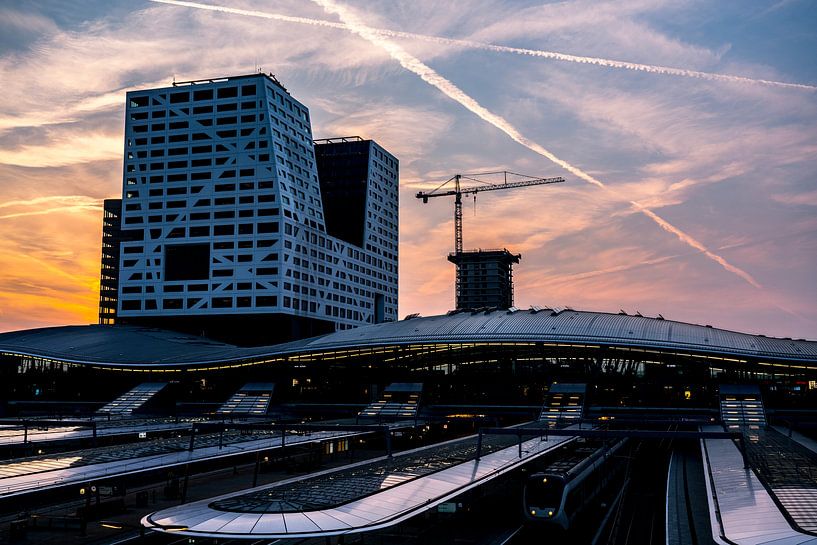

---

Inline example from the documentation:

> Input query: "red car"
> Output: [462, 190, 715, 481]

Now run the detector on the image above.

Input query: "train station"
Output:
[1, 307, 816, 544]
[0, 73, 815, 545]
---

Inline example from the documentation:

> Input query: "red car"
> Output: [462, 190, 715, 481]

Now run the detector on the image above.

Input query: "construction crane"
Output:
[416, 171, 565, 254]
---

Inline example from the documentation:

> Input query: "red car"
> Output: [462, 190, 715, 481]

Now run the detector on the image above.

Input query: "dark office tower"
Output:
[447, 249, 521, 310]
[99, 199, 123, 324]
[314, 137, 397, 249]
[314, 136, 398, 324]
[107, 74, 398, 344]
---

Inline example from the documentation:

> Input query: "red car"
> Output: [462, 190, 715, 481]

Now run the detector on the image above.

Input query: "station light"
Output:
[162, 524, 190, 532]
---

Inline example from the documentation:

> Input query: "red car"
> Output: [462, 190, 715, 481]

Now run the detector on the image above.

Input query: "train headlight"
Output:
[530, 510, 536, 516]
[548, 510, 554, 517]
[542, 477, 547, 483]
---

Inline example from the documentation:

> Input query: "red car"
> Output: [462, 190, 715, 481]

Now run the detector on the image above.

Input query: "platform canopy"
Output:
[0, 308, 815, 372]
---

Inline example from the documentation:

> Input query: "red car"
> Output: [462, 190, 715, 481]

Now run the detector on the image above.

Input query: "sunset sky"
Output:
[0, 0, 815, 339]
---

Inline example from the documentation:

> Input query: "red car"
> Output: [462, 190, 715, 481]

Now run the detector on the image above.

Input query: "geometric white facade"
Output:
[117, 74, 397, 334]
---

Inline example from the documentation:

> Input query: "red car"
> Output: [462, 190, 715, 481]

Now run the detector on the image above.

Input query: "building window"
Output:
[217, 87, 238, 99]
[193, 89, 213, 101]
[130, 96, 148, 107]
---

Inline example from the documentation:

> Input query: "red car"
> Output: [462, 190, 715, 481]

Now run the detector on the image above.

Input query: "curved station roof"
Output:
[1, 308, 815, 372]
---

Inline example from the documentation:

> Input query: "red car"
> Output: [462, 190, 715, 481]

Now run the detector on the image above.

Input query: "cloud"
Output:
[151, 0, 816, 91]
[0, 2, 393, 137]
[311, 98, 454, 166]
[515, 64, 817, 219]
[0, 1, 814, 339]
[0, 194, 104, 220]
[0, 207, 102, 331]
[0, 82, 168, 135]
[312, 0, 763, 291]
[772, 189, 817, 207]
[0, 133, 122, 167]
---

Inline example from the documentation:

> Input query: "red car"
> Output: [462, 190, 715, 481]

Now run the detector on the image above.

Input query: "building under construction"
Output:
[448, 249, 520, 309]
[417, 172, 563, 310]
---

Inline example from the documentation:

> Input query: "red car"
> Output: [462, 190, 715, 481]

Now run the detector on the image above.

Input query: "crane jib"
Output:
[416, 176, 565, 199]
[414, 171, 566, 256]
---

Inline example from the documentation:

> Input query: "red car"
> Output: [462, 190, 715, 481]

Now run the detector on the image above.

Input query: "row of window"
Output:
[128, 161, 260, 174]
[130, 79, 309, 117]
[124, 262, 280, 284]
[121, 222, 281, 237]
[121, 294, 277, 311]
[125, 193, 276, 207]
[129, 100, 257, 121]
[126, 129, 267, 148]
[130, 113, 263, 133]
[123, 280, 276, 291]
[125, 207, 280, 221]
[128, 144, 257, 158]
[121, 237, 278, 258]
[129, 84, 257, 109]
[120, 296, 371, 318]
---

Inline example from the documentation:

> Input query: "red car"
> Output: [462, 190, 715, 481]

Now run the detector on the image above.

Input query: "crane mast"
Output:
[453, 175, 463, 254]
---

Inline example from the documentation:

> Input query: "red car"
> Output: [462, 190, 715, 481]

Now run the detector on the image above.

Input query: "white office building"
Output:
[111, 74, 398, 343]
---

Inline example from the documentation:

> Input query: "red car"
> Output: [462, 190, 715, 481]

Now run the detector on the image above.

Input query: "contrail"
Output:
[149, 0, 764, 289]
[0, 196, 103, 220]
[0, 195, 102, 209]
[631, 202, 760, 288]
[544, 254, 680, 284]
[313, 0, 762, 290]
[150, 0, 816, 91]
[0, 206, 102, 221]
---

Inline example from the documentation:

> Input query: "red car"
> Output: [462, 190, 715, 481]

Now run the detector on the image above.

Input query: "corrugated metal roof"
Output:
[0, 309, 815, 368]
[291, 309, 817, 362]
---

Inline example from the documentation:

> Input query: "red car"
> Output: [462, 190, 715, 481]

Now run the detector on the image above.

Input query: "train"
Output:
[523, 437, 628, 529]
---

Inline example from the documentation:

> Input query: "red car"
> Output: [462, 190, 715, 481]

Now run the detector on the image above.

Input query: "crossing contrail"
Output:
[312, 0, 762, 289]
[150, 0, 816, 91]
[149, 0, 764, 289]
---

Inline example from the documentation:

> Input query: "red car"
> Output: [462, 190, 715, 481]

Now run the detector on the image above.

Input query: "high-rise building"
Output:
[100, 74, 398, 344]
[447, 249, 520, 310]
[98, 199, 123, 325]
